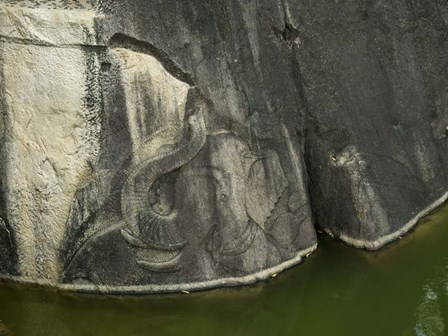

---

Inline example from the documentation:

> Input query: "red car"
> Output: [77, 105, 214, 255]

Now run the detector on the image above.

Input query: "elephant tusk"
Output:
[121, 228, 147, 248]
[144, 239, 186, 252]
[137, 252, 182, 272]
[221, 220, 258, 257]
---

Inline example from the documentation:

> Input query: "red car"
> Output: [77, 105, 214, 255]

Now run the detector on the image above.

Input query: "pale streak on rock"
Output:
[330, 145, 390, 241]
[0, 6, 100, 281]
[0, 6, 98, 47]
[112, 47, 190, 160]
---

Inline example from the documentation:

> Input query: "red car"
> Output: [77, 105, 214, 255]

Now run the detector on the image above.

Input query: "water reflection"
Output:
[413, 257, 448, 336]
[443, 260, 448, 299]
[0, 204, 447, 336]
[415, 285, 445, 336]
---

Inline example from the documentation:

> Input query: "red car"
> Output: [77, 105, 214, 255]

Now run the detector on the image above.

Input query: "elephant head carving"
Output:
[121, 123, 290, 274]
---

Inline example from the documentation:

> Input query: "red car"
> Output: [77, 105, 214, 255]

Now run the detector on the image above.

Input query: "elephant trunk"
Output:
[121, 108, 207, 250]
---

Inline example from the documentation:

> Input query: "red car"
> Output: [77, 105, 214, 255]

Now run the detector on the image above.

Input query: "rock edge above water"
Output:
[0, 1, 446, 293]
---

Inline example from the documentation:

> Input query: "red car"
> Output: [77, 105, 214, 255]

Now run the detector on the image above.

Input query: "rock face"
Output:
[295, 0, 448, 249]
[0, 0, 446, 293]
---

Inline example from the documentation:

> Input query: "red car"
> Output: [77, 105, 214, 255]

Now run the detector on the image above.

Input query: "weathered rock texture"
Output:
[0, 0, 446, 293]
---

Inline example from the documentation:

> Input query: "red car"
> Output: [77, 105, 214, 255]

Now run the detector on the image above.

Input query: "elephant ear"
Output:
[245, 151, 288, 229]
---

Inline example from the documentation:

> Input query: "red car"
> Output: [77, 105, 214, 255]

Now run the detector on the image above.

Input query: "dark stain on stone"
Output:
[273, 22, 301, 49]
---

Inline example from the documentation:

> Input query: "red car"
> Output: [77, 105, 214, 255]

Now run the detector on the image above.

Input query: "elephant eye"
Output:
[219, 194, 228, 202]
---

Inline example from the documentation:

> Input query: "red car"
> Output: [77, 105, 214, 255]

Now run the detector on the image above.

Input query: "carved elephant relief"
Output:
[59, 37, 315, 289]
[121, 128, 303, 278]
[0, 6, 319, 292]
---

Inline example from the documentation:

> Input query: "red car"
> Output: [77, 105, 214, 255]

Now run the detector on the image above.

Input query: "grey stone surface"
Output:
[0, 0, 446, 292]
[291, 0, 448, 248]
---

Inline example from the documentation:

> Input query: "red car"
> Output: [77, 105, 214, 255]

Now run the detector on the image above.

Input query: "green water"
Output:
[0, 206, 447, 336]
